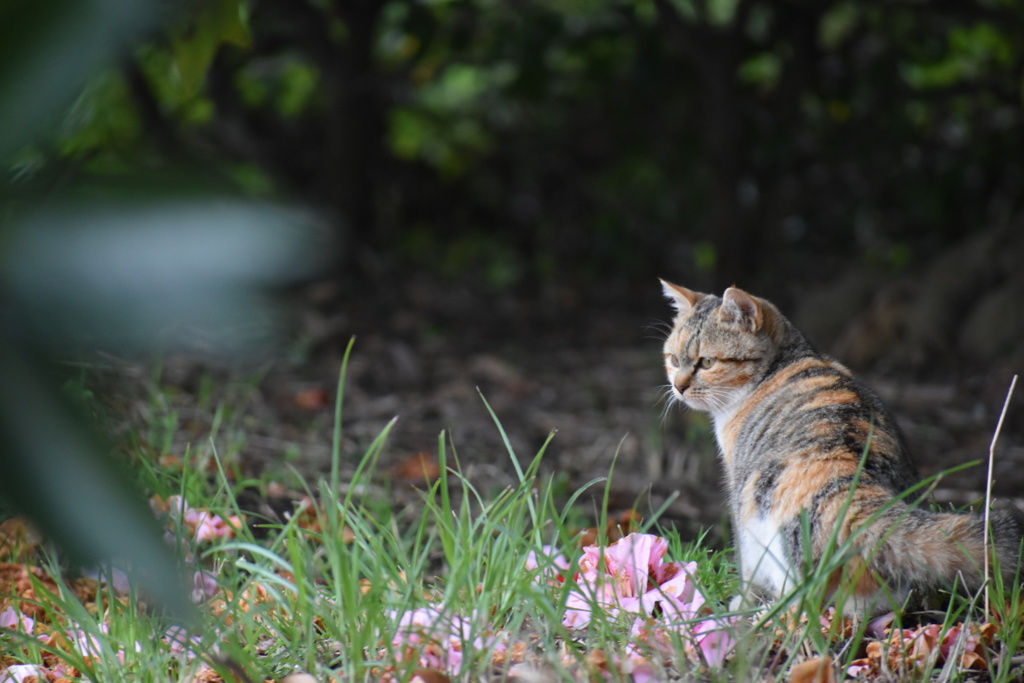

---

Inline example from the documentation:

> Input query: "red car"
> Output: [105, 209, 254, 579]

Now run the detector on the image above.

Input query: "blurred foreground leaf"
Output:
[5, 199, 319, 355]
[0, 196, 319, 620]
[0, 0, 315, 628]
[0, 340, 196, 622]
[0, 0, 157, 158]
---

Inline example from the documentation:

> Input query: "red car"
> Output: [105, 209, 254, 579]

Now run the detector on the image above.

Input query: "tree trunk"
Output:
[326, 0, 387, 278]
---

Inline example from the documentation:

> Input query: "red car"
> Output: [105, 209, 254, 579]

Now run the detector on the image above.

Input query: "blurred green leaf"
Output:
[389, 107, 430, 161]
[56, 74, 143, 170]
[666, 0, 699, 22]
[422, 64, 490, 110]
[901, 22, 1014, 90]
[695, 241, 716, 272]
[706, 0, 739, 26]
[819, 2, 859, 50]
[0, 194, 318, 619]
[738, 52, 782, 89]
[0, 0, 157, 158]
[277, 59, 320, 118]
[172, 0, 252, 98]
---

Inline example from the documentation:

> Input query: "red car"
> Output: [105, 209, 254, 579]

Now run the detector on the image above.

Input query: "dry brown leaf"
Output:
[0, 563, 96, 620]
[158, 453, 184, 470]
[265, 481, 288, 497]
[576, 510, 644, 548]
[391, 452, 441, 483]
[845, 657, 873, 679]
[280, 674, 319, 683]
[0, 518, 42, 561]
[961, 650, 987, 670]
[788, 655, 835, 683]
[410, 668, 451, 683]
[287, 497, 354, 541]
[189, 665, 224, 682]
[294, 388, 330, 411]
[585, 648, 610, 672]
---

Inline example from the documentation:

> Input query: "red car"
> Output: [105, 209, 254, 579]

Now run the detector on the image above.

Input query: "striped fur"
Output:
[660, 281, 1022, 614]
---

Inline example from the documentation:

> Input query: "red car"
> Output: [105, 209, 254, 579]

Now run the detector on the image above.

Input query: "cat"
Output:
[659, 280, 1022, 615]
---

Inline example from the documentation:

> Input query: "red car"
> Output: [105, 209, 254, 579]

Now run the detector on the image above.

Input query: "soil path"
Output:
[99, 283, 1024, 547]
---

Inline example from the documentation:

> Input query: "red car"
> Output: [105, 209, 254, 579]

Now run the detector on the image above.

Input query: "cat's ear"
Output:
[720, 287, 763, 332]
[660, 279, 700, 314]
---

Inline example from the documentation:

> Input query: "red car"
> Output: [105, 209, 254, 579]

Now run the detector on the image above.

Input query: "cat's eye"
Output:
[697, 357, 716, 370]
[665, 354, 680, 368]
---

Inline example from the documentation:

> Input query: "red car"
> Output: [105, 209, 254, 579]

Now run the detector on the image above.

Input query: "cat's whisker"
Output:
[658, 389, 679, 423]
[705, 390, 731, 413]
[695, 387, 729, 414]
[644, 320, 674, 340]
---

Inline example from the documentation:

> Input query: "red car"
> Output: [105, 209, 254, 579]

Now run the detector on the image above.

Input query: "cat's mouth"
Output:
[676, 387, 724, 415]
[675, 388, 702, 409]
[682, 396, 706, 411]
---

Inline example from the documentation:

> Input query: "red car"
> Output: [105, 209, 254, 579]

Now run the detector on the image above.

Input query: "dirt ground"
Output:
[95, 276, 1024, 549]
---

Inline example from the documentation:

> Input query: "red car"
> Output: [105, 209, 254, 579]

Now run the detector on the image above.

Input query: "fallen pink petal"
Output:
[386, 606, 505, 676]
[525, 545, 571, 585]
[691, 618, 738, 668]
[0, 607, 34, 634]
[191, 568, 220, 604]
[0, 664, 48, 683]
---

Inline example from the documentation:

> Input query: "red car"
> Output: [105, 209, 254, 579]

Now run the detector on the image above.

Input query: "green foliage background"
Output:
[10, 0, 1024, 293]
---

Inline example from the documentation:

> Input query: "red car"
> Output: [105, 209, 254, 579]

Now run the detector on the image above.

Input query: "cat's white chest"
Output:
[712, 412, 735, 455]
[709, 389, 751, 455]
[737, 514, 794, 596]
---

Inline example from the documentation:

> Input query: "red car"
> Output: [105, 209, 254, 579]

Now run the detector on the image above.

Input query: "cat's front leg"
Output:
[728, 552, 777, 613]
[731, 513, 796, 612]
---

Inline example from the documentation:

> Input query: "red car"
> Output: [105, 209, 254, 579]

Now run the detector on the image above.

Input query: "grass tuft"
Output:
[2, 362, 1023, 682]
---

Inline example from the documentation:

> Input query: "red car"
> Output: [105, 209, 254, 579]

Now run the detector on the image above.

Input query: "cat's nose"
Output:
[674, 375, 689, 393]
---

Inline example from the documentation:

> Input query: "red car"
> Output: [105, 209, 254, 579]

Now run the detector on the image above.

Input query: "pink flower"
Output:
[642, 560, 704, 621]
[563, 533, 704, 629]
[561, 533, 737, 670]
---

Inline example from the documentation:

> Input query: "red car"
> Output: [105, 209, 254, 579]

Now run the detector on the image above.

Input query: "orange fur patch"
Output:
[719, 357, 830, 455]
[793, 373, 841, 396]
[802, 389, 859, 411]
[772, 459, 860, 520]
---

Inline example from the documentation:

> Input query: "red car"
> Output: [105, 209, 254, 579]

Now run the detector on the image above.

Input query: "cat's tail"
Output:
[850, 504, 1024, 603]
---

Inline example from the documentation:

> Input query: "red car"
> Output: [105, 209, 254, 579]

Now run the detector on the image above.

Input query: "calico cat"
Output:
[660, 280, 1022, 615]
